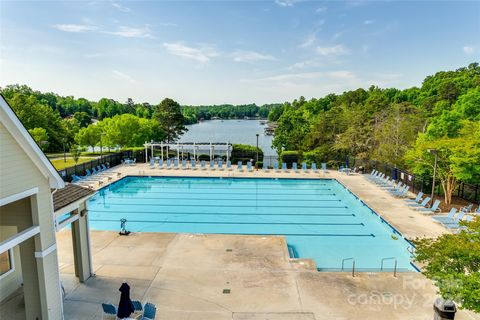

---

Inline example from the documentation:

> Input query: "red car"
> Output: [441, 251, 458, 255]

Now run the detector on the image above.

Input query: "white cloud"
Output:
[52, 24, 98, 33]
[316, 44, 350, 56]
[160, 23, 178, 27]
[112, 2, 131, 12]
[332, 31, 344, 40]
[315, 6, 327, 13]
[463, 46, 476, 55]
[363, 20, 375, 25]
[232, 50, 276, 62]
[107, 26, 151, 38]
[275, 0, 301, 7]
[113, 70, 135, 82]
[299, 34, 317, 48]
[163, 42, 219, 62]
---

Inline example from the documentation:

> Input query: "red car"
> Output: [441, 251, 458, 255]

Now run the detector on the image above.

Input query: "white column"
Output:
[177, 142, 180, 160]
[193, 142, 196, 160]
[226, 142, 229, 162]
[161, 142, 164, 161]
[144, 142, 148, 163]
[209, 142, 212, 160]
[151, 141, 153, 159]
[181, 145, 184, 159]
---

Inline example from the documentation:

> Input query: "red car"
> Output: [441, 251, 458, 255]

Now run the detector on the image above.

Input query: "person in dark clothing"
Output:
[117, 281, 135, 319]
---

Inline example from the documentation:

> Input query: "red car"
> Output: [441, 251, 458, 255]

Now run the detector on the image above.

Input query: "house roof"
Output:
[0, 95, 65, 189]
[53, 184, 94, 212]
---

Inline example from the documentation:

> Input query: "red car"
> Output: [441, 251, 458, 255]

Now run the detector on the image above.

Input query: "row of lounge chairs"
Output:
[148, 158, 328, 174]
[71, 163, 121, 187]
[368, 169, 478, 230]
[102, 301, 156, 319]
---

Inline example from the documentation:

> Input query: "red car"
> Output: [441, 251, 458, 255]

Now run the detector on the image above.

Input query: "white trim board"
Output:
[0, 226, 40, 254]
[0, 187, 38, 206]
[35, 243, 57, 259]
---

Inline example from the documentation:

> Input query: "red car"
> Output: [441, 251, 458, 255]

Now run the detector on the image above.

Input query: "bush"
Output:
[281, 151, 301, 166]
[302, 146, 330, 165]
[231, 144, 263, 163]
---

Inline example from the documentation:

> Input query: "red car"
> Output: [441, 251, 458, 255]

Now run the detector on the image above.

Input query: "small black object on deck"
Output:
[119, 218, 131, 236]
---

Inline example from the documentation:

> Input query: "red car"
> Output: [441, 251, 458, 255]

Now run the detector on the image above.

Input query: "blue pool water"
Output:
[87, 177, 416, 271]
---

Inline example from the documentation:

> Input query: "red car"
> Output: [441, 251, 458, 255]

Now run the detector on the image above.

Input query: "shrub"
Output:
[302, 146, 330, 165]
[281, 151, 301, 166]
[231, 144, 263, 163]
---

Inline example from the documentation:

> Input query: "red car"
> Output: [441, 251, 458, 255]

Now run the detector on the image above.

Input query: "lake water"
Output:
[180, 120, 276, 156]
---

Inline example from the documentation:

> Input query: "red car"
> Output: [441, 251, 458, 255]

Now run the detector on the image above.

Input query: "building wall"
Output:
[0, 122, 63, 318]
[0, 225, 22, 302]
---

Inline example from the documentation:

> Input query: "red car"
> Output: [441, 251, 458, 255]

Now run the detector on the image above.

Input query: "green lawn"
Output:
[50, 157, 96, 170]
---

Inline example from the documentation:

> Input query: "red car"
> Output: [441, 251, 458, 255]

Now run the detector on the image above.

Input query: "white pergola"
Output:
[144, 141, 232, 163]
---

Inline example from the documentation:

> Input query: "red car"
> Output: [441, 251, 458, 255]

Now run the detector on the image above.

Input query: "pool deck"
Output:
[1, 164, 472, 319]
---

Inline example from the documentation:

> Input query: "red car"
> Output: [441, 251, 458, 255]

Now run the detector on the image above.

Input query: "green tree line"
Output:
[270, 63, 480, 204]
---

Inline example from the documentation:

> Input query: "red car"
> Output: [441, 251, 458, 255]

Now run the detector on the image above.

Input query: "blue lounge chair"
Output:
[237, 161, 243, 171]
[274, 161, 280, 172]
[311, 163, 318, 173]
[417, 199, 441, 214]
[158, 159, 163, 168]
[444, 214, 473, 229]
[263, 161, 268, 171]
[166, 159, 172, 169]
[247, 161, 253, 172]
[140, 302, 156, 320]
[368, 169, 378, 179]
[101, 303, 117, 319]
[282, 163, 287, 172]
[292, 162, 298, 172]
[393, 185, 409, 198]
[405, 192, 424, 204]
[149, 158, 155, 169]
[321, 163, 327, 174]
[191, 160, 196, 170]
[227, 160, 232, 171]
[409, 196, 431, 208]
[433, 208, 458, 224]
[209, 160, 215, 170]
[301, 162, 307, 173]
[132, 300, 143, 312]
[218, 160, 224, 170]
[173, 159, 179, 169]
[182, 159, 187, 169]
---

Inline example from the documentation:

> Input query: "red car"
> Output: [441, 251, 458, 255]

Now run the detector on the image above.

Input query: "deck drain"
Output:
[226, 249, 233, 252]
[223, 289, 231, 294]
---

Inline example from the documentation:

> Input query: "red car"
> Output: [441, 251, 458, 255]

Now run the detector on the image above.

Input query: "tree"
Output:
[29, 127, 49, 151]
[153, 98, 187, 143]
[73, 111, 92, 127]
[70, 144, 81, 164]
[414, 217, 480, 312]
[75, 125, 101, 151]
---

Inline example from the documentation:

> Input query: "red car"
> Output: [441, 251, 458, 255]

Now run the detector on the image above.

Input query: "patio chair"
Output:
[247, 161, 253, 172]
[292, 162, 298, 173]
[149, 159, 155, 169]
[311, 163, 318, 173]
[321, 163, 327, 174]
[173, 159, 179, 170]
[101, 303, 117, 319]
[158, 159, 163, 168]
[166, 159, 172, 170]
[433, 208, 458, 224]
[263, 161, 268, 172]
[368, 170, 378, 179]
[140, 302, 157, 320]
[282, 162, 287, 172]
[301, 162, 307, 173]
[227, 160, 233, 171]
[209, 160, 215, 170]
[274, 161, 280, 172]
[405, 192, 424, 204]
[191, 160, 196, 170]
[218, 160, 224, 170]
[132, 300, 143, 313]
[444, 215, 473, 229]
[201, 160, 207, 170]
[417, 199, 441, 214]
[237, 161, 243, 171]
[182, 159, 187, 170]
[393, 185, 410, 198]
[408, 196, 431, 208]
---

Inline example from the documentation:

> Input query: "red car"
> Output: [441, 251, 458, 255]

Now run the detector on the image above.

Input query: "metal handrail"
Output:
[381, 257, 398, 277]
[341, 257, 355, 277]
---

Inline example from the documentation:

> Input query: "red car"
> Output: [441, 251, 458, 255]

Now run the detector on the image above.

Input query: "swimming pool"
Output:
[87, 176, 416, 271]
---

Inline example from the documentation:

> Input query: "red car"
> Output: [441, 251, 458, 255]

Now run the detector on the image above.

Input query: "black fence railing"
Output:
[58, 150, 146, 182]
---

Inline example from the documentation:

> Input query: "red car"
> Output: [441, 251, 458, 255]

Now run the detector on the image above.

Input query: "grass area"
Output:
[50, 157, 96, 170]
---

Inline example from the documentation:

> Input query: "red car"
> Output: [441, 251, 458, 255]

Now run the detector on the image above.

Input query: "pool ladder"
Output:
[381, 257, 398, 277]
[341, 257, 355, 277]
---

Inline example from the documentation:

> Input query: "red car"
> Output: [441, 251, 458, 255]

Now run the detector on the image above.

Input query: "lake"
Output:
[180, 120, 276, 156]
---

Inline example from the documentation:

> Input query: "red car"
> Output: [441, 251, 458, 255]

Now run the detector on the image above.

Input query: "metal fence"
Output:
[57, 150, 146, 182]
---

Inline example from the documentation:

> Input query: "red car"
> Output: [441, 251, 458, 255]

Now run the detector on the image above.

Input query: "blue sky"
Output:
[1, 0, 479, 105]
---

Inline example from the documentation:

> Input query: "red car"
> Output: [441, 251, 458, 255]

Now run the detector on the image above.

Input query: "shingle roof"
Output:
[53, 184, 95, 212]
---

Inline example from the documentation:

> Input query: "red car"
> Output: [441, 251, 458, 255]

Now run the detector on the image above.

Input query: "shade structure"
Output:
[117, 282, 135, 319]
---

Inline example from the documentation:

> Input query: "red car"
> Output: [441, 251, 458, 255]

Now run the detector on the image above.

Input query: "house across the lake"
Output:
[0, 95, 94, 319]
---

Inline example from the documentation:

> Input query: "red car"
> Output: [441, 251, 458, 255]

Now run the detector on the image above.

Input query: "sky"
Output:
[0, 0, 479, 105]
